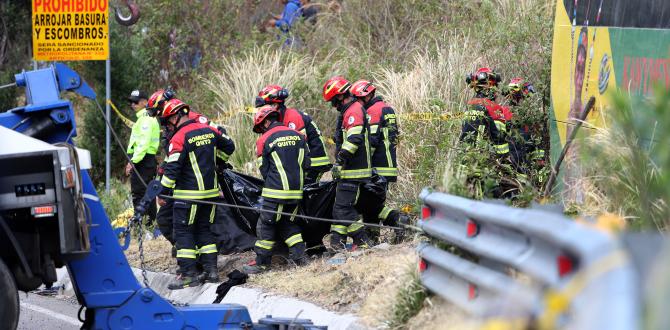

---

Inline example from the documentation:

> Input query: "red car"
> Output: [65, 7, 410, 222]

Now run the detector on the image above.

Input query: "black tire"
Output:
[0, 259, 19, 330]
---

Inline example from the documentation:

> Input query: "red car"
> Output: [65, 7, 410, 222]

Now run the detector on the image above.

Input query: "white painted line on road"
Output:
[20, 302, 81, 326]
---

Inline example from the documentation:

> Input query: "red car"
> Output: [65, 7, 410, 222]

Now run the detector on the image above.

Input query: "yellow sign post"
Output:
[32, 0, 109, 61]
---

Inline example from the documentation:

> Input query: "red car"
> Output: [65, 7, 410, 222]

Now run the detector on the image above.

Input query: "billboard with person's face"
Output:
[550, 0, 670, 198]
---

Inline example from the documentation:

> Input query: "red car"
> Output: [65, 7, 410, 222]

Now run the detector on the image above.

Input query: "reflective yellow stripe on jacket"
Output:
[261, 188, 303, 200]
[310, 156, 330, 167]
[173, 188, 220, 199]
[340, 168, 372, 179]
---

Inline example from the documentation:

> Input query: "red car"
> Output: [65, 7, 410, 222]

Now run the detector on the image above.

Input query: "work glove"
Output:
[336, 150, 351, 165]
[331, 164, 342, 180]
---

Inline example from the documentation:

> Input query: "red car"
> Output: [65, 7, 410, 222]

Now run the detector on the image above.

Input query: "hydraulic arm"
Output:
[0, 64, 324, 329]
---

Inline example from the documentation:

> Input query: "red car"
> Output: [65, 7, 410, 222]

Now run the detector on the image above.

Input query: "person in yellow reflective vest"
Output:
[125, 90, 160, 223]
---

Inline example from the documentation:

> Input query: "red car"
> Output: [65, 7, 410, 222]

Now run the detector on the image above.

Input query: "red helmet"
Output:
[350, 80, 376, 98]
[466, 67, 501, 89]
[160, 98, 189, 119]
[147, 88, 176, 116]
[322, 76, 351, 101]
[256, 85, 289, 107]
[253, 105, 280, 133]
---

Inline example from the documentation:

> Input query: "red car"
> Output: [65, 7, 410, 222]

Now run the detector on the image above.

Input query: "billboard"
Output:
[550, 0, 670, 198]
[32, 0, 109, 61]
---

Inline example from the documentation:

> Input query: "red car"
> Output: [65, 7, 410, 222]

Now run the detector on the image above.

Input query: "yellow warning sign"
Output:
[32, 0, 109, 61]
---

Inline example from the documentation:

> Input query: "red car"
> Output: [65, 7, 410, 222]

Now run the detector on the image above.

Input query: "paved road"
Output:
[18, 293, 80, 330]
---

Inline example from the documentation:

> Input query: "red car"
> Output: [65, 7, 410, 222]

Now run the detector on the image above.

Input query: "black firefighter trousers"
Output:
[173, 200, 218, 275]
[156, 197, 175, 244]
[330, 180, 368, 245]
[130, 154, 157, 223]
[360, 180, 401, 227]
[254, 201, 306, 266]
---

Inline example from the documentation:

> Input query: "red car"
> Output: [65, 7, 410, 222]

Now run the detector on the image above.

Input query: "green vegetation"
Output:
[97, 177, 131, 221]
[0, 0, 555, 206]
[0, 2, 31, 111]
[204, 0, 555, 208]
[385, 265, 428, 329]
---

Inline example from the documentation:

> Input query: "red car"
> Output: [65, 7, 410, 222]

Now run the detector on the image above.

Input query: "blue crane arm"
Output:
[0, 64, 263, 329]
[0, 63, 325, 330]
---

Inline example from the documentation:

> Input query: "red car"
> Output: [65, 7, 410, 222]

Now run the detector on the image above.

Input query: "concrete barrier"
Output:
[52, 268, 365, 330]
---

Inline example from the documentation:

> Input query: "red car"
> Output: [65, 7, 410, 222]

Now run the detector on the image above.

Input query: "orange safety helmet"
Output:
[253, 105, 280, 133]
[350, 80, 376, 98]
[322, 76, 351, 102]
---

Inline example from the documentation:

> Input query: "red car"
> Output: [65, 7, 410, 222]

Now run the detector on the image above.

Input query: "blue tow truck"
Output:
[0, 64, 325, 330]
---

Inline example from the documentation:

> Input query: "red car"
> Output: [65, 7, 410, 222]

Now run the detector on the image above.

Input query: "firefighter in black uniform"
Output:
[322, 76, 372, 250]
[148, 89, 179, 247]
[156, 98, 235, 289]
[460, 67, 509, 157]
[243, 105, 310, 274]
[255, 85, 331, 184]
[148, 90, 235, 251]
[502, 78, 547, 185]
[349, 79, 408, 243]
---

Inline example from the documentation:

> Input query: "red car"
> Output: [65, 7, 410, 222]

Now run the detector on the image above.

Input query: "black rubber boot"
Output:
[168, 273, 201, 290]
[389, 213, 410, 244]
[289, 242, 308, 266]
[329, 232, 347, 252]
[199, 269, 220, 283]
[292, 256, 310, 267]
[350, 230, 372, 249]
[242, 264, 270, 274]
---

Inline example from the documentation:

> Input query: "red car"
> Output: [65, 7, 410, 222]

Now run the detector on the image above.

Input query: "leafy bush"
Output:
[0, 2, 31, 112]
[97, 177, 132, 222]
[74, 23, 154, 183]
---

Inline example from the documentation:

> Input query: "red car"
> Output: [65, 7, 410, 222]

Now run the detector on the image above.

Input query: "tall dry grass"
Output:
[203, 0, 555, 206]
[373, 36, 478, 203]
[204, 48, 342, 173]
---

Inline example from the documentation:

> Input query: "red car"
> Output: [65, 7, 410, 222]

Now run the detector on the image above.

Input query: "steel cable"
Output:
[92, 99, 419, 233]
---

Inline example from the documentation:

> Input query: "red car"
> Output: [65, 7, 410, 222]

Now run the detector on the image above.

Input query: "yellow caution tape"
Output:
[211, 106, 257, 122]
[398, 112, 465, 122]
[107, 100, 135, 128]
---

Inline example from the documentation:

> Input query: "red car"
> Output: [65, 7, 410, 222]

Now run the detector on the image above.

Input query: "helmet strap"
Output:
[331, 96, 343, 109]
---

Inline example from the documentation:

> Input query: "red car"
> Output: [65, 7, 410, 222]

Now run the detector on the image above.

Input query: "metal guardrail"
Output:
[417, 189, 639, 329]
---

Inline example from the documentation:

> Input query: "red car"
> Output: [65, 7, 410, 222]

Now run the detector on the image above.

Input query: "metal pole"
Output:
[105, 51, 111, 192]
[543, 96, 596, 197]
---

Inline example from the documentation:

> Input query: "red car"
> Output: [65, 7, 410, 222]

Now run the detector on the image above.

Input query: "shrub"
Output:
[97, 177, 132, 222]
